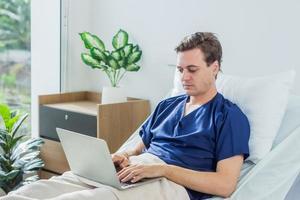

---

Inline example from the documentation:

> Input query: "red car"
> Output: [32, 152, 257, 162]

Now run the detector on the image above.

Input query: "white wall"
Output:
[61, 0, 94, 92]
[31, 0, 61, 137]
[63, 0, 300, 109]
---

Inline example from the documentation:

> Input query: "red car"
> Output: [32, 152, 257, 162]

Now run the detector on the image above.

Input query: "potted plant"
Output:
[0, 104, 44, 195]
[79, 29, 142, 104]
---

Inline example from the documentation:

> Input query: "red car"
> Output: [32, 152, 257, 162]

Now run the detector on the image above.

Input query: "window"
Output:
[0, 0, 31, 134]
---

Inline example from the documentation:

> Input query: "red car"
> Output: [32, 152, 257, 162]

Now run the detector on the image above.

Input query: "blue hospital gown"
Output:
[139, 93, 250, 200]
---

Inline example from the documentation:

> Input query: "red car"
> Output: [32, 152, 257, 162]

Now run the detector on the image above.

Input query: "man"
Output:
[112, 32, 250, 200]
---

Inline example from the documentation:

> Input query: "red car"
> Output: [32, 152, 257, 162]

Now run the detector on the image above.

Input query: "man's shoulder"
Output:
[216, 93, 248, 122]
[158, 94, 187, 107]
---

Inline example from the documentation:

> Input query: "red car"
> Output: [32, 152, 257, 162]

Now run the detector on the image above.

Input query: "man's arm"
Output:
[118, 155, 244, 198]
[164, 155, 243, 197]
[120, 141, 145, 158]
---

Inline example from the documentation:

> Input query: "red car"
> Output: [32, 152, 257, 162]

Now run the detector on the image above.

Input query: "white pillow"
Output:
[171, 70, 296, 163]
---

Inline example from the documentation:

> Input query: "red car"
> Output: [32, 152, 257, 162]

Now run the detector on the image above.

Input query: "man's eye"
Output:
[177, 68, 183, 73]
[188, 69, 197, 73]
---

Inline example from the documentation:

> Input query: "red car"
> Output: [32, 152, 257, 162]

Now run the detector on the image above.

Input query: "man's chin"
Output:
[184, 90, 206, 97]
[184, 90, 194, 96]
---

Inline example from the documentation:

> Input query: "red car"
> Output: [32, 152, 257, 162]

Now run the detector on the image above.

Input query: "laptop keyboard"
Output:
[120, 181, 134, 187]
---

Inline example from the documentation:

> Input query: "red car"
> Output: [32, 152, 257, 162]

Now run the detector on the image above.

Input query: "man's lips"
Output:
[183, 85, 193, 88]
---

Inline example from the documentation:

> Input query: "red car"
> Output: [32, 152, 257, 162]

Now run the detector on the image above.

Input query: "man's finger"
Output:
[121, 171, 137, 182]
[113, 155, 124, 162]
[118, 165, 139, 181]
[117, 167, 131, 180]
[119, 160, 129, 168]
[131, 174, 143, 183]
[117, 164, 137, 176]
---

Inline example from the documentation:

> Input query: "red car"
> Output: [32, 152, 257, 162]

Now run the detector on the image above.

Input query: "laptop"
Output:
[56, 128, 161, 189]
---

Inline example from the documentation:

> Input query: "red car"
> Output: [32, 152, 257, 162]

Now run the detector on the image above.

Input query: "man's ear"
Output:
[211, 61, 220, 77]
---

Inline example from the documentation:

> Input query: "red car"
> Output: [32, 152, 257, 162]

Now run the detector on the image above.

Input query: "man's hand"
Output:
[117, 163, 166, 183]
[111, 142, 146, 171]
[111, 153, 130, 170]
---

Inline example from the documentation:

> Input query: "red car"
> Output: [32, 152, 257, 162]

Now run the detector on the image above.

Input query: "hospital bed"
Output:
[117, 94, 300, 200]
[1, 76, 300, 200]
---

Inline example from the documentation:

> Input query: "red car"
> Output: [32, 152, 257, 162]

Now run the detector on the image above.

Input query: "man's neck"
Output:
[189, 87, 218, 105]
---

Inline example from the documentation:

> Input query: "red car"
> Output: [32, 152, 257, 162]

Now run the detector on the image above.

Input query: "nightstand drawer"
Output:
[40, 138, 70, 173]
[39, 105, 97, 141]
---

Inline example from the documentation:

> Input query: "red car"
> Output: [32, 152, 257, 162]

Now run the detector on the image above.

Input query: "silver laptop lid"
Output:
[56, 128, 121, 188]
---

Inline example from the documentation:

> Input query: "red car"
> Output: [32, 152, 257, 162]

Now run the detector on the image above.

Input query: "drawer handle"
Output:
[65, 114, 68, 120]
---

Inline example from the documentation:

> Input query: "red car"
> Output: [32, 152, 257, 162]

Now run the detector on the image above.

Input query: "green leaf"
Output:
[12, 158, 26, 169]
[119, 49, 125, 58]
[11, 113, 28, 138]
[0, 129, 8, 139]
[0, 170, 20, 181]
[126, 64, 140, 72]
[7, 114, 20, 134]
[0, 130, 8, 150]
[118, 58, 127, 68]
[11, 159, 26, 169]
[123, 44, 133, 57]
[79, 32, 105, 51]
[13, 151, 40, 166]
[25, 138, 44, 149]
[132, 45, 139, 52]
[107, 57, 120, 70]
[0, 140, 6, 149]
[0, 104, 11, 131]
[111, 50, 122, 61]
[7, 170, 20, 180]
[23, 158, 44, 172]
[2, 133, 12, 153]
[104, 50, 110, 56]
[81, 53, 101, 69]
[10, 135, 25, 152]
[11, 138, 44, 161]
[10, 110, 18, 118]
[100, 65, 108, 71]
[90, 47, 107, 63]
[127, 51, 142, 64]
[0, 154, 8, 163]
[22, 175, 39, 186]
[112, 29, 128, 49]
[24, 175, 39, 183]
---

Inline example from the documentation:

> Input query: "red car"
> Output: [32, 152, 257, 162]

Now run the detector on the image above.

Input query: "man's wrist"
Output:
[123, 151, 130, 159]
[162, 164, 170, 178]
[122, 150, 136, 158]
[121, 147, 143, 159]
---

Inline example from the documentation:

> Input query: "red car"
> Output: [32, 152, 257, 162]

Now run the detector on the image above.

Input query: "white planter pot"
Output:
[101, 86, 127, 104]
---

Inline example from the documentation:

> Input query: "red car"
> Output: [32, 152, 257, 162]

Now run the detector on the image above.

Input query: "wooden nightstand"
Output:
[38, 91, 150, 178]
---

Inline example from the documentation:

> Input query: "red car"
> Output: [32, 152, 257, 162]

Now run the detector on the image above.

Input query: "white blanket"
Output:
[1, 153, 190, 200]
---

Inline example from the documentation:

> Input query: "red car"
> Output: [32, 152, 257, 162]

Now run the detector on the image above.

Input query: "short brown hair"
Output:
[175, 32, 222, 67]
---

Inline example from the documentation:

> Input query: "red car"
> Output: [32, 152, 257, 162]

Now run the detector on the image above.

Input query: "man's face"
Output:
[176, 48, 219, 96]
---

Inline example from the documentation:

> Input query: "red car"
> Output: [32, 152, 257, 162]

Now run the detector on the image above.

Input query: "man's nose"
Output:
[181, 70, 191, 81]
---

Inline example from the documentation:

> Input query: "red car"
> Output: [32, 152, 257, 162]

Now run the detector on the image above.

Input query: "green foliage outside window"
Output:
[0, 0, 31, 51]
[0, 0, 31, 135]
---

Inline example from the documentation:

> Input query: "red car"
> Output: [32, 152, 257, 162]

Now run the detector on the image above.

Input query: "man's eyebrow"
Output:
[177, 65, 200, 68]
